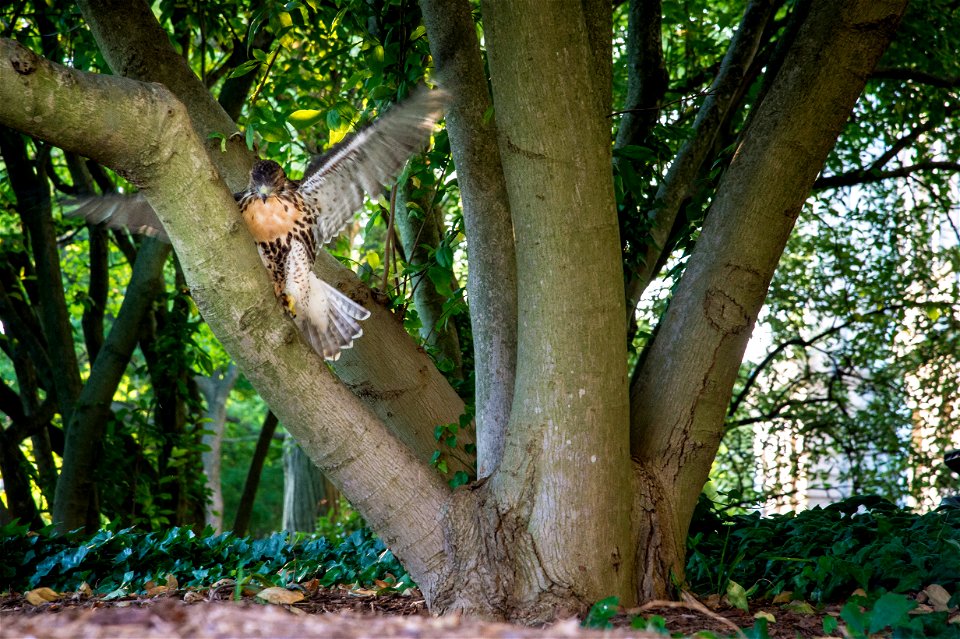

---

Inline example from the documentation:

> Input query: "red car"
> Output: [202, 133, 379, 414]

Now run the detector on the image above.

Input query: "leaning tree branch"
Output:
[814, 161, 960, 190]
[867, 106, 958, 171]
[78, 0, 472, 477]
[0, 37, 450, 586]
[728, 304, 910, 415]
[629, 0, 908, 539]
[614, 0, 668, 152]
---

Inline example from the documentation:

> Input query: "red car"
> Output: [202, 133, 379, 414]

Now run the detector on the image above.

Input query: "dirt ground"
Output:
[0, 587, 841, 638]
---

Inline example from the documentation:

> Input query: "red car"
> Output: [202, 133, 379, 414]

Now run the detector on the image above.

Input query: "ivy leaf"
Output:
[867, 592, 915, 634]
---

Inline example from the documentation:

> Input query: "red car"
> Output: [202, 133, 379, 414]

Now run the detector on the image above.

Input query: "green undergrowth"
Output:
[686, 495, 960, 603]
[0, 521, 411, 596]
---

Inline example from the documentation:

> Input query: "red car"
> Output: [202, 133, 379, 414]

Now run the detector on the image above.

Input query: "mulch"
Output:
[0, 586, 898, 638]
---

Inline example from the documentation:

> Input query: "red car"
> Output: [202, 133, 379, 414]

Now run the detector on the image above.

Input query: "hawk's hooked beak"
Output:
[257, 185, 273, 202]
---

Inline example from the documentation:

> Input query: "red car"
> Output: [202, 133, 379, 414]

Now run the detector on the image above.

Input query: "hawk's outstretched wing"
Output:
[299, 87, 449, 246]
[63, 194, 169, 243]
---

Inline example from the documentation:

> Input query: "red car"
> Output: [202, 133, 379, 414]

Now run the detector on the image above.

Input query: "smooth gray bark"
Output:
[419, 0, 518, 477]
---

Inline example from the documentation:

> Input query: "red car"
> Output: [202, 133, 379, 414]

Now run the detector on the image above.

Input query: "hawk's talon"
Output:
[282, 293, 297, 317]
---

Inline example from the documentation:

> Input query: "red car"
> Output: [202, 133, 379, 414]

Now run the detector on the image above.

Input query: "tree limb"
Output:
[420, 0, 518, 476]
[871, 66, 960, 88]
[0, 37, 450, 586]
[814, 161, 960, 190]
[629, 0, 907, 551]
[78, 0, 473, 478]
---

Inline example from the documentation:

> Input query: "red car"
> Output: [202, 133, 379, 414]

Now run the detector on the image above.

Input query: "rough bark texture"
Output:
[628, 0, 907, 591]
[419, 0, 518, 478]
[425, 1, 635, 622]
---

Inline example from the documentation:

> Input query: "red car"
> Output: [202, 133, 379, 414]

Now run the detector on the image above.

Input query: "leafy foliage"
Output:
[687, 496, 960, 603]
[0, 521, 411, 595]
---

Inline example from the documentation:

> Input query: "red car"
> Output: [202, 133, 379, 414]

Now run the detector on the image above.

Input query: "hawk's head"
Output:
[249, 160, 287, 202]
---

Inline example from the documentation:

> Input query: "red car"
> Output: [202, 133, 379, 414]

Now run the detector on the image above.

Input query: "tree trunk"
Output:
[420, 0, 518, 476]
[425, 1, 636, 621]
[628, 0, 907, 595]
[232, 411, 279, 537]
[282, 441, 336, 533]
[196, 364, 239, 532]
[0, 0, 909, 619]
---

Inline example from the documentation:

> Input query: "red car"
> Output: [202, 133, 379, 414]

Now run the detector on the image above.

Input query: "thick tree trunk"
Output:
[426, 1, 635, 622]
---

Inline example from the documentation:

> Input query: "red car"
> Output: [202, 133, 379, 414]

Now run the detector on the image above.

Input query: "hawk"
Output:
[68, 88, 449, 360]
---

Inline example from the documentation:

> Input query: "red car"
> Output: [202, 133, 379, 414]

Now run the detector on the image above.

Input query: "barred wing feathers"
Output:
[63, 194, 169, 243]
[299, 88, 449, 246]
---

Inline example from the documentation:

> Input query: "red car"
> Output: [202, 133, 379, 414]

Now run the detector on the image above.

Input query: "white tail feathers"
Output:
[294, 274, 371, 361]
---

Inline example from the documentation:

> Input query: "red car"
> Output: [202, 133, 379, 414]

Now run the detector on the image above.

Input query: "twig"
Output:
[634, 592, 746, 639]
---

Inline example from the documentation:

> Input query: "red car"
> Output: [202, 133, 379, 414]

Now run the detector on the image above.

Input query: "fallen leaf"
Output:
[922, 584, 952, 612]
[851, 588, 867, 598]
[78, 582, 93, 597]
[772, 591, 793, 604]
[754, 611, 776, 622]
[784, 600, 816, 615]
[255, 587, 304, 605]
[301, 578, 319, 595]
[25, 587, 59, 606]
[183, 591, 204, 603]
[351, 588, 378, 596]
[145, 585, 169, 597]
[726, 580, 749, 612]
[703, 594, 722, 609]
[165, 574, 179, 591]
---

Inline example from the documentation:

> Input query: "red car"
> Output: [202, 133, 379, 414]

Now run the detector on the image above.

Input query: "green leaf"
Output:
[326, 108, 341, 131]
[435, 243, 453, 268]
[228, 59, 260, 79]
[288, 109, 325, 128]
[583, 596, 619, 629]
[867, 592, 915, 634]
[822, 615, 839, 635]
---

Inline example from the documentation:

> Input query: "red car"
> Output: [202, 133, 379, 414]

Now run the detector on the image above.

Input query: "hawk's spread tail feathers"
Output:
[295, 273, 371, 361]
